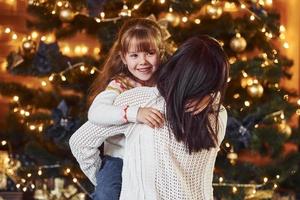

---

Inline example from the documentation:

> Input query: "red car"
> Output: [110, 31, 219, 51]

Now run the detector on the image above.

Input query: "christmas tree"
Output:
[1, 0, 300, 199]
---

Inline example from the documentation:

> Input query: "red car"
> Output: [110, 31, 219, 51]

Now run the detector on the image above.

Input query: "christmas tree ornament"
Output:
[227, 147, 238, 165]
[241, 76, 255, 88]
[22, 38, 37, 54]
[247, 82, 264, 98]
[277, 120, 292, 137]
[206, 3, 223, 19]
[7, 51, 24, 70]
[160, 12, 181, 27]
[230, 33, 247, 52]
[45, 100, 81, 149]
[32, 41, 68, 75]
[59, 8, 75, 22]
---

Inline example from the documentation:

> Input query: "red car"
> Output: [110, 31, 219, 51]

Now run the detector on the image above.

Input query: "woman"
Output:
[70, 35, 229, 199]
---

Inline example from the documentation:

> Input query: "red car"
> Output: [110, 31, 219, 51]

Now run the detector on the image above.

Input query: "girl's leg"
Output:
[92, 155, 123, 200]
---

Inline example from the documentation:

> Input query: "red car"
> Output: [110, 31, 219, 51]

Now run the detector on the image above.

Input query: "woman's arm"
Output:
[69, 121, 129, 185]
[88, 80, 140, 125]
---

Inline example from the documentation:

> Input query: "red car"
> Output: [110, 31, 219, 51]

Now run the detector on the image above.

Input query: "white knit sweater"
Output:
[69, 87, 227, 200]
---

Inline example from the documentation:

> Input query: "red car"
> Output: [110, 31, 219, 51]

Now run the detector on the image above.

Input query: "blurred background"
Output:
[0, 0, 299, 199]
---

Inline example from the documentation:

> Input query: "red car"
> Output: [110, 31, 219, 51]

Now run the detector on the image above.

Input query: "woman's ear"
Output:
[119, 52, 126, 65]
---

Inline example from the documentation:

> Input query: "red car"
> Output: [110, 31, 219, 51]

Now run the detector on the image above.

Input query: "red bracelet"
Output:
[123, 105, 129, 123]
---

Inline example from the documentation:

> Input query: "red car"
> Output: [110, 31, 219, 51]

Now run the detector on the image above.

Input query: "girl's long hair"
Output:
[88, 18, 165, 106]
[157, 35, 229, 153]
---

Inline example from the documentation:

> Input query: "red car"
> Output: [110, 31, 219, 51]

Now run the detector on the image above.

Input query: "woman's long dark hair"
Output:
[156, 35, 229, 153]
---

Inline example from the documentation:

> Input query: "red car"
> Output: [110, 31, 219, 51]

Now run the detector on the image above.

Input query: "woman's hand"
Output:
[137, 107, 164, 128]
[185, 95, 211, 115]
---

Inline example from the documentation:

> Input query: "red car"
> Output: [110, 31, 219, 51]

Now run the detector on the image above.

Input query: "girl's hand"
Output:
[137, 107, 164, 128]
[185, 95, 211, 115]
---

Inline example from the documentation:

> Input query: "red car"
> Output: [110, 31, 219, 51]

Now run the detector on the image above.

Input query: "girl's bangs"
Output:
[123, 30, 160, 53]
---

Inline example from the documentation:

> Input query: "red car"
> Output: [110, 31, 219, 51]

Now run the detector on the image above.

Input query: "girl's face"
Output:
[122, 42, 160, 84]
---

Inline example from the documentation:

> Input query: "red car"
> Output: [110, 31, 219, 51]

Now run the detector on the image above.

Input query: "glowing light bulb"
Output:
[41, 81, 47, 87]
[13, 96, 19, 102]
[49, 74, 54, 81]
[4, 27, 11, 33]
[244, 101, 250, 107]
[61, 75, 67, 81]
[194, 19, 201, 24]
[12, 33, 18, 40]
[31, 31, 39, 39]
[232, 186, 237, 193]
[283, 42, 289, 49]
[80, 65, 85, 71]
[182, 16, 188, 23]
[219, 177, 223, 183]
[100, 12, 105, 18]
[90, 68, 95, 74]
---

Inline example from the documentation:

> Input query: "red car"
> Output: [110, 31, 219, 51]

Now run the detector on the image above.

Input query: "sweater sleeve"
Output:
[88, 80, 140, 125]
[69, 121, 129, 185]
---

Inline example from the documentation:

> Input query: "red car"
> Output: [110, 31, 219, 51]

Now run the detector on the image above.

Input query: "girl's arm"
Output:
[88, 79, 140, 125]
[69, 121, 129, 185]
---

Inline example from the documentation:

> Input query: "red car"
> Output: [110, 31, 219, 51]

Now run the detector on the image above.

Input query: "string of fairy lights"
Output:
[0, 138, 281, 196]
[1, 0, 300, 196]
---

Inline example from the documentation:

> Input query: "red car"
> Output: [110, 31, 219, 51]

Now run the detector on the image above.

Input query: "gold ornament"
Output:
[22, 39, 36, 54]
[206, 3, 223, 19]
[227, 148, 238, 165]
[230, 33, 247, 52]
[59, 8, 75, 22]
[278, 120, 292, 137]
[247, 82, 264, 98]
[160, 12, 181, 27]
[241, 76, 255, 88]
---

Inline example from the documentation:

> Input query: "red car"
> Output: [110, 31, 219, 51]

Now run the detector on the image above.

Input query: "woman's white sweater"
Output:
[69, 87, 227, 200]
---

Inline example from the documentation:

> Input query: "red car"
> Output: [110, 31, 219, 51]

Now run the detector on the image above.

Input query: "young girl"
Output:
[87, 18, 166, 200]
